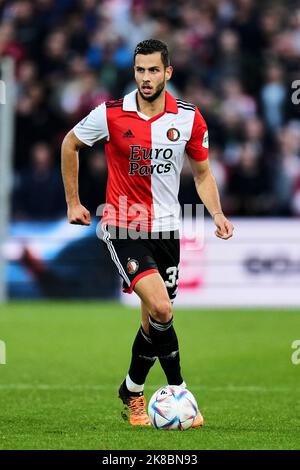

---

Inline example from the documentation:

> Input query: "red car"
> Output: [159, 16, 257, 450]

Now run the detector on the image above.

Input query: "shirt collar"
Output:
[123, 89, 178, 114]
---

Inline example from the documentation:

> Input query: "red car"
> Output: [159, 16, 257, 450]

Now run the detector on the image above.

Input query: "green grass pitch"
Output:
[0, 301, 299, 450]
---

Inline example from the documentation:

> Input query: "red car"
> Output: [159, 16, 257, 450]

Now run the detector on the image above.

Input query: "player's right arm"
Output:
[61, 102, 109, 225]
[61, 130, 91, 225]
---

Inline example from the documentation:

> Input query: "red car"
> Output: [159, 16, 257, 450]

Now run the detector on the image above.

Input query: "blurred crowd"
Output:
[1, 0, 300, 220]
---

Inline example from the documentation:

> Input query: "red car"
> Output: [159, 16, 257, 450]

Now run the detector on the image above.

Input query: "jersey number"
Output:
[165, 266, 178, 288]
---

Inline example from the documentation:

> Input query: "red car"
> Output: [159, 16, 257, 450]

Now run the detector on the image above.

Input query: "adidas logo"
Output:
[123, 129, 135, 138]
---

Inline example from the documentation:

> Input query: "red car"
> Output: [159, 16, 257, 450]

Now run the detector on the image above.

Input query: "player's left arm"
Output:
[188, 157, 234, 240]
[185, 107, 233, 239]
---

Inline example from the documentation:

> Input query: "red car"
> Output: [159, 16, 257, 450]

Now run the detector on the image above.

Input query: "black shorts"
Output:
[100, 224, 180, 301]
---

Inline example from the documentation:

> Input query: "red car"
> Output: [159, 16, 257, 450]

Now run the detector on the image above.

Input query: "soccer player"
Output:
[61, 39, 234, 427]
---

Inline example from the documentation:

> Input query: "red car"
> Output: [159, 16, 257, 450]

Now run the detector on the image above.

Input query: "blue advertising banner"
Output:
[6, 219, 119, 299]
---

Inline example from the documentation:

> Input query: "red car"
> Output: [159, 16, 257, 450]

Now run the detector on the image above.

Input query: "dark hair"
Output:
[134, 39, 170, 67]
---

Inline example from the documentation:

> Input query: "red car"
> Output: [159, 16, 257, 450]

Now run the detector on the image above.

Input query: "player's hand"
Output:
[67, 203, 91, 225]
[213, 213, 234, 240]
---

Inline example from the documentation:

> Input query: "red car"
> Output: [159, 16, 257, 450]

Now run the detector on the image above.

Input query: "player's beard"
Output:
[138, 80, 165, 103]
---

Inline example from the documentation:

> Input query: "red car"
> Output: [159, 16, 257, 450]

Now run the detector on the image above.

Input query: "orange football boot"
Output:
[119, 383, 151, 426]
[179, 382, 204, 428]
[191, 410, 204, 428]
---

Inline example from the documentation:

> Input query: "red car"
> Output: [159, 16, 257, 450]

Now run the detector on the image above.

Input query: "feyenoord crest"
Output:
[167, 128, 180, 141]
[127, 258, 139, 274]
[202, 130, 209, 148]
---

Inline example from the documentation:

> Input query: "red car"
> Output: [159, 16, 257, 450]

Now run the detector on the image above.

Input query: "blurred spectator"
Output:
[227, 143, 273, 215]
[13, 142, 65, 220]
[221, 77, 257, 120]
[111, 2, 156, 51]
[0, 20, 26, 63]
[260, 6, 285, 51]
[214, 29, 241, 84]
[14, 80, 63, 168]
[178, 158, 200, 214]
[79, 149, 108, 215]
[39, 29, 69, 85]
[242, 117, 265, 156]
[273, 124, 300, 213]
[57, 69, 110, 123]
[12, 0, 39, 56]
[261, 63, 287, 131]
[208, 145, 227, 199]
[16, 59, 38, 96]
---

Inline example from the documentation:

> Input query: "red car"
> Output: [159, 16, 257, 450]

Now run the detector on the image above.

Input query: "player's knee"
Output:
[150, 299, 172, 323]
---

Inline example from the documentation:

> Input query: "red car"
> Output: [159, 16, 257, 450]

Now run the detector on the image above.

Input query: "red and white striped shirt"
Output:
[73, 89, 208, 232]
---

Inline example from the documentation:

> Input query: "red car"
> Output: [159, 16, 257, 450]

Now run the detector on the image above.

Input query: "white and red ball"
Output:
[148, 385, 198, 430]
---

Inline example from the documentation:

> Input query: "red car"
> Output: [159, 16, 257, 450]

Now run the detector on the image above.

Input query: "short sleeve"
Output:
[185, 107, 209, 161]
[73, 103, 109, 146]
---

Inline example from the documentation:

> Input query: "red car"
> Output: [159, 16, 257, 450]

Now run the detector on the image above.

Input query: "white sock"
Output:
[126, 374, 144, 393]
[168, 381, 186, 387]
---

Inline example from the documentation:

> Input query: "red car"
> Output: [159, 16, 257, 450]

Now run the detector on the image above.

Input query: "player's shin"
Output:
[148, 315, 183, 386]
[125, 326, 157, 393]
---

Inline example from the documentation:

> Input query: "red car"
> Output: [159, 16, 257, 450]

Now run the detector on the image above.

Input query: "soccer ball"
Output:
[148, 385, 198, 430]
